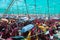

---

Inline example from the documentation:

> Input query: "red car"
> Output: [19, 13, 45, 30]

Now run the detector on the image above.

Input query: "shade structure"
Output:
[0, 0, 60, 15]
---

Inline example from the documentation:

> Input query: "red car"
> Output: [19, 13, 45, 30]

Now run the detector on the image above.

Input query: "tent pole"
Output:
[16, 1, 19, 15]
[24, 0, 29, 15]
[4, 0, 15, 14]
[47, 0, 50, 20]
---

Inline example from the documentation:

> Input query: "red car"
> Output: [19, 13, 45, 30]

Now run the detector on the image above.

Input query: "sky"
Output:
[0, 0, 60, 14]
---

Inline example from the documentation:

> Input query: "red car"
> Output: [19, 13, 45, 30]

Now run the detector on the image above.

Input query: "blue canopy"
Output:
[0, 0, 60, 14]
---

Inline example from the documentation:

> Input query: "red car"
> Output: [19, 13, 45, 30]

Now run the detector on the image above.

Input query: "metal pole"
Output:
[34, 0, 36, 15]
[4, 0, 15, 14]
[24, 0, 28, 15]
[16, 1, 19, 15]
[54, 3, 55, 16]
[47, 0, 50, 19]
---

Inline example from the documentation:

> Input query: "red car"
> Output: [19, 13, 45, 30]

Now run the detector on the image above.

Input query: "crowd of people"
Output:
[0, 17, 60, 40]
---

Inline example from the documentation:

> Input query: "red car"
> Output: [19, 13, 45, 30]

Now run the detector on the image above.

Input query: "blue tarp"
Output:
[21, 24, 34, 33]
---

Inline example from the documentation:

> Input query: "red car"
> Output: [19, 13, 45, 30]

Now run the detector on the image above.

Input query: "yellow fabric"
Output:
[36, 32, 38, 40]
[38, 26, 46, 32]
[25, 31, 31, 40]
